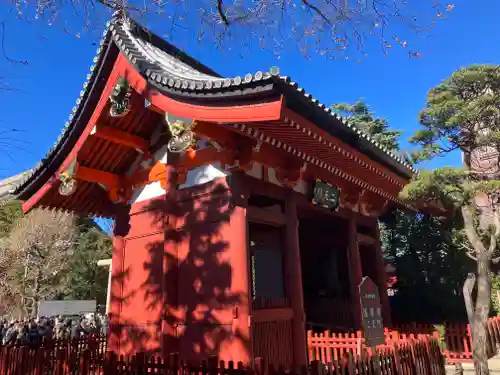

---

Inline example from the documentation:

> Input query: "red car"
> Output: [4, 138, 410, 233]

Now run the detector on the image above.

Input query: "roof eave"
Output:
[14, 34, 119, 200]
[276, 80, 414, 180]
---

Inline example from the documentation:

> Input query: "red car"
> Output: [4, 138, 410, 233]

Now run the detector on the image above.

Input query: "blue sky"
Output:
[0, 0, 498, 179]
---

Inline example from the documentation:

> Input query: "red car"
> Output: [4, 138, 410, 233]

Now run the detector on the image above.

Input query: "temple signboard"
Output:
[312, 180, 340, 211]
[359, 276, 385, 347]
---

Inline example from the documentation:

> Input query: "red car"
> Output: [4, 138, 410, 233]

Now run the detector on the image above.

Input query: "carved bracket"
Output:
[359, 190, 388, 217]
[339, 187, 361, 211]
[109, 77, 133, 117]
[223, 142, 254, 172]
[275, 168, 300, 189]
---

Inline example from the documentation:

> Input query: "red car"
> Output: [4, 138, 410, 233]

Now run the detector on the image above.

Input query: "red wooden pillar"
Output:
[373, 223, 392, 327]
[284, 192, 307, 366]
[347, 212, 363, 329]
[162, 165, 180, 356]
[108, 204, 130, 353]
[225, 172, 251, 364]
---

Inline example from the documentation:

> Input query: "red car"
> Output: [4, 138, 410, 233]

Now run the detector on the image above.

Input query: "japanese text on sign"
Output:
[359, 276, 385, 347]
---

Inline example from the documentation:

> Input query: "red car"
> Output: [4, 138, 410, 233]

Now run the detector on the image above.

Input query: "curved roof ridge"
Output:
[111, 15, 415, 177]
[12, 12, 415, 202]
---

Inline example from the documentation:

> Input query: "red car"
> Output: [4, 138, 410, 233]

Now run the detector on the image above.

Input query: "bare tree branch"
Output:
[3, 0, 452, 61]
[0, 208, 78, 317]
[216, 0, 230, 26]
[302, 0, 332, 25]
[462, 204, 484, 251]
[0, 22, 28, 65]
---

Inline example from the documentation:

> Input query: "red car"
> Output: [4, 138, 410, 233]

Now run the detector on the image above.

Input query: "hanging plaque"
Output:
[311, 180, 340, 210]
[359, 276, 385, 347]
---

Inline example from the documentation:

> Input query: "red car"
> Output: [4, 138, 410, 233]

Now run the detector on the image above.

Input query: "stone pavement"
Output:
[445, 357, 500, 374]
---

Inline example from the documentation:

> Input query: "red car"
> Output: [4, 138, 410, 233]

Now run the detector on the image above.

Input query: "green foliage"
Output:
[0, 200, 22, 238]
[492, 275, 500, 314]
[380, 210, 473, 323]
[331, 99, 403, 153]
[0, 203, 112, 310]
[64, 220, 112, 304]
[330, 98, 475, 323]
[400, 167, 470, 208]
[433, 324, 447, 351]
[403, 66, 500, 374]
[410, 64, 500, 160]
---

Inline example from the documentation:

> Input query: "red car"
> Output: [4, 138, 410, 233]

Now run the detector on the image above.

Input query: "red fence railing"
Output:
[0, 337, 444, 375]
[3, 317, 500, 373]
[393, 318, 500, 363]
[0, 335, 106, 375]
[307, 317, 500, 365]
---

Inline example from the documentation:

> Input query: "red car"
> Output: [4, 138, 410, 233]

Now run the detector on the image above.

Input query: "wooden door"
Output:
[249, 222, 294, 366]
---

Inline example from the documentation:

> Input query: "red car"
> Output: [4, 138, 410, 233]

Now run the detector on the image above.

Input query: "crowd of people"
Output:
[0, 313, 108, 345]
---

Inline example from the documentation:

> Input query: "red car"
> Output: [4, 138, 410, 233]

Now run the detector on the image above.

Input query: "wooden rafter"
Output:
[75, 165, 122, 188]
[90, 124, 150, 152]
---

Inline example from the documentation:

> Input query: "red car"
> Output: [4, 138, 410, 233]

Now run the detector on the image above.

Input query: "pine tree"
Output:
[331, 99, 404, 154]
[403, 64, 500, 375]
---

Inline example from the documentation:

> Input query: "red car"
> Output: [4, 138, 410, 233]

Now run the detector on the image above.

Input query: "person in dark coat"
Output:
[15, 324, 28, 345]
[27, 321, 40, 344]
[2, 323, 17, 345]
[70, 320, 84, 340]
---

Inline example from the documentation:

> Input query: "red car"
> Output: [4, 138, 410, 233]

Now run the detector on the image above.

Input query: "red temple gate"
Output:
[7, 12, 417, 367]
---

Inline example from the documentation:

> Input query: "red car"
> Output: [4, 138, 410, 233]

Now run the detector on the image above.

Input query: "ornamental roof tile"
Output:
[12, 11, 414, 200]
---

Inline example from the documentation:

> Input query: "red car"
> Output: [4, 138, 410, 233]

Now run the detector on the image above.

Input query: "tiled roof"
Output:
[13, 12, 414, 199]
[0, 171, 32, 202]
[112, 16, 415, 176]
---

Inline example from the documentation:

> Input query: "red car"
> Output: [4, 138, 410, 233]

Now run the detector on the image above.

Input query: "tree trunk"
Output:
[32, 269, 41, 318]
[472, 253, 492, 375]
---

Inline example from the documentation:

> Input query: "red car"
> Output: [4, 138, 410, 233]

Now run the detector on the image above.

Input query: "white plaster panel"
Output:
[266, 167, 308, 196]
[293, 180, 309, 195]
[267, 167, 282, 187]
[156, 145, 169, 164]
[246, 163, 263, 180]
[130, 181, 165, 204]
[178, 162, 228, 190]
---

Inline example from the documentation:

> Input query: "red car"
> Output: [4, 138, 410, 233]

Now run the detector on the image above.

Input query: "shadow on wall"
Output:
[109, 167, 250, 362]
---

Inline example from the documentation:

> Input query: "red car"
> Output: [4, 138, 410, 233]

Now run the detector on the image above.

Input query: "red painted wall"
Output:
[108, 198, 166, 356]
[109, 177, 250, 363]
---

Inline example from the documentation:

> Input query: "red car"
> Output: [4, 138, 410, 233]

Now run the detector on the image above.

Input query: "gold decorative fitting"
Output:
[166, 116, 197, 153]
[59, 172, 77, 196]
[58, 159, 78, 196]
[109, 77, 133, 117]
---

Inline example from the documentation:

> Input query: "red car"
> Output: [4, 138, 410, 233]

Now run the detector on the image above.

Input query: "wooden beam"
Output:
[247, 206, 286, 227]
[252, 308, 294, 323]
[194, 121, 237, 148]
[124, 56, 284, 122]
[75, 165, 121, 188]
[357, 233, 376, 246]
[91, 124, 149, 152]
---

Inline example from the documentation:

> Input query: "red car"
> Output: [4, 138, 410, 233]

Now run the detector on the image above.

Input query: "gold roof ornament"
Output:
[165, 113, 196, 153]
[58, 159, 78, 196]
[109, 77, 133, 117]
